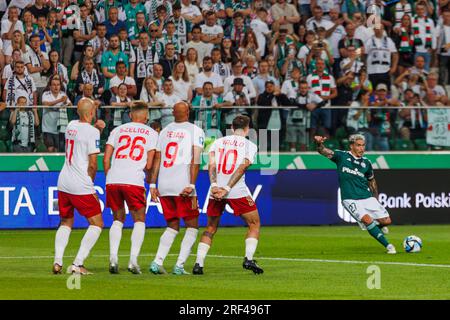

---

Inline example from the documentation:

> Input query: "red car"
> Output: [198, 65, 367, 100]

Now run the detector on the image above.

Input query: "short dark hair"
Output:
[233, 12, 244, 19]
[203, 81, 213, 88]
[232, 115, 250, 130]
[116, 61, 126, 68]
[203, 56, 213, 63]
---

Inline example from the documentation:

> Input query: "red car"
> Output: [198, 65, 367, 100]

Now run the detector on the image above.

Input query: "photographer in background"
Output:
[9, 94, 40, 152]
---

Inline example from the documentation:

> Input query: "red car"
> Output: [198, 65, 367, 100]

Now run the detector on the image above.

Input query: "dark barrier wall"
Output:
[0, 170, 450, 229]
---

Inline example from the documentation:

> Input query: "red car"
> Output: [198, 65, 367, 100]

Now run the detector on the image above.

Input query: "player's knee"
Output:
[382, 217, 392, 225]
[204, 226, 217, 238]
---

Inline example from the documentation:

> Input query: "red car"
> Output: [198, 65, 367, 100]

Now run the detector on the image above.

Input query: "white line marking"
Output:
[0, 253, 449, 269]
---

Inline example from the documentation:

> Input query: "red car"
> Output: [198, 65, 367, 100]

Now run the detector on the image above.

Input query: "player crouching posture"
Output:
[53, 98, 104, 275]
[315, 134, 396, 254]
[104, 102, 158, 274]
[193, 115, 264, 275]
[149, 101, 205, 275]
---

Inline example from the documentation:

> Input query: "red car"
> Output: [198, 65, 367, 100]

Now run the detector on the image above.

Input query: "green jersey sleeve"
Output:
[330, 150, 344, 164]
[365, 159, 374, 180]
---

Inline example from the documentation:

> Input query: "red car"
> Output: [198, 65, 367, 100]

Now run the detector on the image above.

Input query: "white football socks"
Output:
[130, 222, 146, 266]
[109, 220, 123, 264]
[176, 228, 198, 268]
[73, 225, 102, 266]
[154, 227, 178, 265]
[54, 225, 71, 266]
[195, 242, 210, 267]
[245, 237, 258, 260]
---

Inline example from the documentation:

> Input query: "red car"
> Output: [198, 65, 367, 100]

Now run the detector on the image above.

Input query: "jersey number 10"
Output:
[217, 148, 238, 175]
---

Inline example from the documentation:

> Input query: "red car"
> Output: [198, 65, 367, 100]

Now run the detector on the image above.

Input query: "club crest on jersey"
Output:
[361, 162, 366, 168]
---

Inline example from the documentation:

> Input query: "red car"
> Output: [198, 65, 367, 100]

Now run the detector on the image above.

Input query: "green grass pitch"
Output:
[0, 225, 449, 300]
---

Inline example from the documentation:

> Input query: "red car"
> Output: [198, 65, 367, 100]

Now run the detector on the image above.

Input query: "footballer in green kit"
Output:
[315, 134, 396, 254]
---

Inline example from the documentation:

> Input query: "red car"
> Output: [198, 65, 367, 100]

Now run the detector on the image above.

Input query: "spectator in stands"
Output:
[119, 28, 136, 78]
[41, 76, 72, 152]
[200, 11, 224, 46]
[437, 9, 450, 85]
[60, 0, 78, 66]
[220, 36, 240, 65]
[224, 60, 256, 100]
[2, 49, 28, 87]
[410, 55, 429, 78]
[159, 42, 178, 79]
[152, 63, 165, 91]
[412, 2, 436, 72]
[74, 83, 102, 109]
[342, 0, 366, 25]
[271, 0, 300, 34]
[139, 76, 164, 122]
[70, 45, 95, 81]
[48, 50, 69, 89]
[185, 25, 212, 65]
[239, 29, 261, 62]
[306, 58, 337, 139]
[22, 10, 35, 43]
[109, 61, 137, 100]
[225, 12, 247, 47]
[211, 48, 231, 82]
[3, 60, 37, 106]
[4, 31, 26, 65]
[257, 79, 293, 150]
[169, 61, 192, 103]
[25, 34, 50, 99]
[105, 6, 127, 39]
[48, 10, 62, 55]
[191, 81, 223, 134]
[254, 60, 280, 99]
[347, 89, 373, 150]
[392, 14, 415, 74]
[369, 83, 401, 151]
[101, 34, 129, 90]
[222, 77, 251, 128]
[34, 15, 53, 54]
[9, 95, 39, 152]
[171, 3, 189, 49]
[157, 78, 182, 127]
[134, 31, 158, 95]
[250, 7, 271, 58]
[157, 21, 181, 55]
[73, 4, 96, 62]
[75, 57, 105, 99]
[306, 6, 333, 32]
[181, 0, 203, 27]
[365, 24, 398, 90]
[1, 6, 24, 57]
[89, 23, 109, 65]
[195, 56, 224, 96]
[340, 45, 365, 76]
[29, 0, 50, 20]
[129, 12, 149, 47]
[111, 83, 133, 127]
[185, 47, 200, 87]
[397, 88, 427, 142]
[424, 72, 449, 105]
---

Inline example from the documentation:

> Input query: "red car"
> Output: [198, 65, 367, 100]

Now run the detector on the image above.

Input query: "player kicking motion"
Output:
[104, 102, 158, 274]
[315, 134, 396, 254]
[149, 101, 205, 275]
[53, 98, 104, 275]
[193, 115, 263, 275]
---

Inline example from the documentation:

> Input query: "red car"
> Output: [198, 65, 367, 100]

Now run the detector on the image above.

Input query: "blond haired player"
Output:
[103, 102, 158, 274]
[193, 115, 263, 275]
[53, 98, 104, 275]
[149, 101, 205, 275]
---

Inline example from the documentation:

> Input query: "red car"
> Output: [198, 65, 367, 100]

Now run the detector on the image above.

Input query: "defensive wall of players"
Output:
[1, 153, 450, 229]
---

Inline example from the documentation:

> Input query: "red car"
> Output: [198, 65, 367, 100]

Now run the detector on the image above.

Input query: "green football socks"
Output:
[366, 222, 389, 247]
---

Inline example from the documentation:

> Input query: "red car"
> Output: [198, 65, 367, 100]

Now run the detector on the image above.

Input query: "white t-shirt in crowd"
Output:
[57, 120, 101, 195]
[156, 121, 205, 196]
[250, 18, 270, 57]
[106, 122, 158, 187]
[223, 74, 257, 99]
[365, 36, 397, 75]
[1, 19, 24, 53]
[170, 76, 191, 101]
[306, 18, 334, 32]
[41, 90, 71, 134]
[24, 46, 48, 88]
[109, 75, 136, 89]
[200, 24, 224, 40]
[195, 71, 223, 91]
[209, 135, 258, 199]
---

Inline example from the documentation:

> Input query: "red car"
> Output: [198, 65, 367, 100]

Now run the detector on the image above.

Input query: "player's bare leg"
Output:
[376, 217, 392, 234]
[193, 216, 221, 275]
[150, 219, 180, 274]
[241, 210, 264, 274]
[361, 214, 396, 254]
[173, 217, 199, 275]
[69, 214, 104, 275]
[128, 208, 146, 274]
[109, 208, 125, 274]
[53, 217, 74, 274]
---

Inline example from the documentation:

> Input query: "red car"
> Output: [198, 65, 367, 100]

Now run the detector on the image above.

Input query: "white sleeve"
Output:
[109, 77, 119, 88]
[215, 74, 224, 87]
[41, 91, 50, 103]
[147, 129, 158, 151]
[388, 38, 397, 53]
[311, 93, 324, 104]
[245, 142, 258, 164]
[88, 128, 101, 155]
[106, 127, 117, 146]
[193, 126, 205, 149]
[223, 92, 235, 103]
[194, 74, 204, 89]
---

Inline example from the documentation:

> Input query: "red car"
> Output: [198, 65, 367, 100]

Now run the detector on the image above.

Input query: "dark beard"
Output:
[204, 67, 212, 72]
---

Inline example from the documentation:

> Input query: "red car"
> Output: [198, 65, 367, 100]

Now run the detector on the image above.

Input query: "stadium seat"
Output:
[394, 139, 415, 151]
[0, 140, 7, 152]
[414, 139, 429, 151]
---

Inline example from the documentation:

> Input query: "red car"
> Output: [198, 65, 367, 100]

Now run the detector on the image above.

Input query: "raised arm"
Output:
[314, 135, 334, 159]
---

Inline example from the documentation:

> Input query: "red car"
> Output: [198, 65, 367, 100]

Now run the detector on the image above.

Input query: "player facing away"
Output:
[149, 101, 205, 275]
[193, 115, 264, 275]
[53, 98, 104, 275]
[315, 134, 396, 254]
[103, 102, 158, 274]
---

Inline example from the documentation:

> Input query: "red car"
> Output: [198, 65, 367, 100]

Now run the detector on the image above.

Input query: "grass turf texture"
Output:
[0, 225, 449, 300]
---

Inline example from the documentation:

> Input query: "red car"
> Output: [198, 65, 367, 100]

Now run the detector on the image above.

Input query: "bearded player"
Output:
[193, 115, 263, 275]
[104, 102, 158, 274]
[148, 101, 205, 275]
[53, 98, 104, 275]
[315, 134, 396, 254]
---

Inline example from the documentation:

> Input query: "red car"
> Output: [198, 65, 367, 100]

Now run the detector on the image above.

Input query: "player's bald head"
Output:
[77, 97, 95, 120]
[173, 101, 190, 122]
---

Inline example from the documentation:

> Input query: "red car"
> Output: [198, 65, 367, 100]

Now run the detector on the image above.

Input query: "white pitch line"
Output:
[0, 253, 449, 269]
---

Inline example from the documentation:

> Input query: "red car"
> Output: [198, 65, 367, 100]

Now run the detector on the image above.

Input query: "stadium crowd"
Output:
[0, 0, 449, 153]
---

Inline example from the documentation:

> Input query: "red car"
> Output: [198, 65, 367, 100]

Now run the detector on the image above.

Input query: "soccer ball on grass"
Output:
[403, 235, 422, 253]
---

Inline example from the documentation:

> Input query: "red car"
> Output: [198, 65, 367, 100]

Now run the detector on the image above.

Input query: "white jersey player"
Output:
[53, 98, 104, 275]
[149, 101, 205, 275]
[193, 115, 264, 275]
[103, 102, 158, 274]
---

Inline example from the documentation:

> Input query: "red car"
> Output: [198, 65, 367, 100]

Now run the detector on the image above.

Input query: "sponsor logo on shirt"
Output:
[342, 166, 365, 178]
